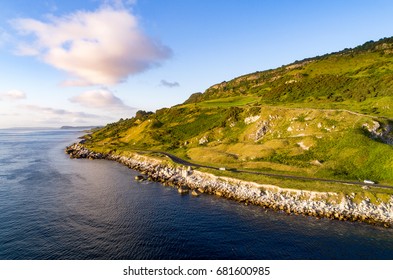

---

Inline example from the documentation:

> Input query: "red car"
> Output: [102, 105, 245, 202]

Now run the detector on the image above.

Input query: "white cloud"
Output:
[69, 89, 134, 113]
[0, 27, 11, 47]
[1, 102, 130, 128]
[160, 79, 180, 88]
[0, 90, 27, 101]
[8, 104, 110, 127]
[21, 104, 101, 119]
[102, 0, 137, 9]
[11, 5, 172, 86]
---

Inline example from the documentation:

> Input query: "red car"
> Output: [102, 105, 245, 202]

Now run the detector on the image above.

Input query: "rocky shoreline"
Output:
[66, 143, 393, 227]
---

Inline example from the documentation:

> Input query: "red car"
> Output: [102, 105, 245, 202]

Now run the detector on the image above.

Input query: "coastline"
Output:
[65, 143, 393, 227]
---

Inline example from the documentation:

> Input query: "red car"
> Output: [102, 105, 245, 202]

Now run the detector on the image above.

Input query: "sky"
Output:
[0, 0, 393, 128]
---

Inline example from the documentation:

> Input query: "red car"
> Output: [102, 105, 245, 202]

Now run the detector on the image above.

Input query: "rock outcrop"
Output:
[363, 121, 393, 145]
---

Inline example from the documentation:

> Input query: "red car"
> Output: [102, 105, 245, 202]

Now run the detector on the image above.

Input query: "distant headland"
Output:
[60, 126, 102, 130]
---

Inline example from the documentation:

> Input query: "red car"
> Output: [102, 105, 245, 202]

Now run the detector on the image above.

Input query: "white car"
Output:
[363, 180, 375, 184]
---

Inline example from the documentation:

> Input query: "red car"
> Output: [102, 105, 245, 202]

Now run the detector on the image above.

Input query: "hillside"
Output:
[83, 37, 393, 188]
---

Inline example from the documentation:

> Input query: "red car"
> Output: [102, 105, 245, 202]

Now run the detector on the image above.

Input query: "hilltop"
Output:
[82, 37, 393, 191]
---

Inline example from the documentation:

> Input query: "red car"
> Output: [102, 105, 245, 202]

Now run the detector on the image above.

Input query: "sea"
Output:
[0, 128, 392, 260]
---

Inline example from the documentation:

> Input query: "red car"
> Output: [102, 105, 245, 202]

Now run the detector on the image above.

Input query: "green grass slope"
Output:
[188, 37, 393, 117]
[84, 37, 393, 191]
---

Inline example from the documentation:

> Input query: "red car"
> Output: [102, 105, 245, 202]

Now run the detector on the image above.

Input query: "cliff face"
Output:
[66, 143, 393, 227]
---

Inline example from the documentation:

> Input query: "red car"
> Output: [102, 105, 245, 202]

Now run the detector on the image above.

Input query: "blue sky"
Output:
[0, 0, 392, 128]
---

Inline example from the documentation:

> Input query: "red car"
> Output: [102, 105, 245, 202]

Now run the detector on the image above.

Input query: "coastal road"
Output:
[151, 151, 393, 190]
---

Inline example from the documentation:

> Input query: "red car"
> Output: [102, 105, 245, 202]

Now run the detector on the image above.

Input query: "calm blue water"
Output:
[0, 129, 392, 260]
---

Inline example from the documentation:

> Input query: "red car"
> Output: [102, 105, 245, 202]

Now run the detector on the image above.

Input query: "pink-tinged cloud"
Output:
[12, 6, 172, 86]
[69, 89, 134, 112]
[0, 89, 26, 101]
[21, 104, 101, 119]
[14, 104, 112, 127]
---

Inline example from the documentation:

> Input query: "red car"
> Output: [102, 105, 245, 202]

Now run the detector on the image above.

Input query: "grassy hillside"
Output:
[83, 37, 393, 189]
[187, 37, 393, 117]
